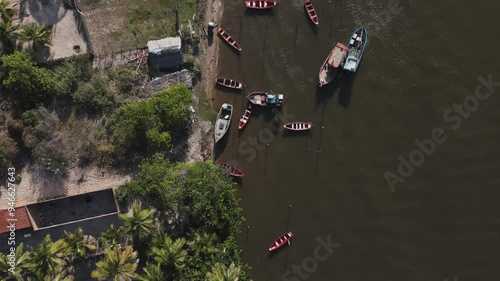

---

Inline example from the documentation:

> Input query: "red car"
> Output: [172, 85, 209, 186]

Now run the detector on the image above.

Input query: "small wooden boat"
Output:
[214, 103, 233, 143]
[343, 26, 368, 72]
[304, 0, 319, 25]
[217, 28, 242, 51]
[238, 105, 252, 130]
[215, 161, 244, 177]
[245, 0, 276, 9]
[284, 122, 313, 131]
[269, 231, 293, 251]
[247, 92, 284, 107]
[318, 42, 349, 87]
[216, 78, 243, 90]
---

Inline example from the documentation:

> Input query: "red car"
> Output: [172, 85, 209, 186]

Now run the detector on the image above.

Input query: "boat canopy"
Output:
[266, 95, 277, 104]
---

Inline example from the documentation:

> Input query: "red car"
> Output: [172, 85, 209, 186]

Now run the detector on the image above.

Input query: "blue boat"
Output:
[343, 26, 368, 72]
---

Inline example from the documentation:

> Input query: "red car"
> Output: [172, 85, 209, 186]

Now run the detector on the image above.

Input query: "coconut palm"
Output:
[152, 236, 187, 272]
[0, 19, 19, 53]
[24, 235, 69, 279]
[0, 242, 29, 280]
[206, 262, 242, 281]
[64, 227, 96, 261]
[42, 264, 74, 281]
[187, 231, 217, 257]
[137, 262, 164, 281]
[100, 224, 126, 248]
[119, 206, 155, 244]
[91, 245, 139, 281]
[19, 22, 52, 50]
[0, 0, 17, 22]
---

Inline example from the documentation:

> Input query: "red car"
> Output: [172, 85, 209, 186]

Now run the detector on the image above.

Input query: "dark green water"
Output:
[213, 0, 500, 280]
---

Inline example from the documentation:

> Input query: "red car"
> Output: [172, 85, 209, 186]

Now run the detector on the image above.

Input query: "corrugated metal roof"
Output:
[147, 37, 182, 54]
[0, 206, 32, 234]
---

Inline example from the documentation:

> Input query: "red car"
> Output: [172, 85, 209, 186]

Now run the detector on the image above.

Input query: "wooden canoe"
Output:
[216, 78, 243, 90]
[215, 161, 244, 177]
[245, 0, 276, 9]
[304, 0, 319, 25]
[318, 42, 348, 87]
[269, 231, 293, 251]
[283, 122, 313, 131]
[217, 28, 242, 51]
[238, 105, 252, 130]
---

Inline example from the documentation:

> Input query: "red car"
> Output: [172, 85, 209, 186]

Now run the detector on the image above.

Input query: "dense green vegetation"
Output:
[0, 161, 251, 280]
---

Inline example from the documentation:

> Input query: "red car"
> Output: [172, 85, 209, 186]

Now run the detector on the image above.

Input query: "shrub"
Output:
[152, 83, 192, 136]
[108, 67, 145, 96]
[73, 74, 115, 110]
[52, 62, 78, 97]
[20, 109, 39, 126]
[32, 136, 67, 175]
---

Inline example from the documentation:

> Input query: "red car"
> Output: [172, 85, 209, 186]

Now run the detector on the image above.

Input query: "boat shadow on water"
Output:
[315, 70, 356, 108]
[281, 129, 311, 138]
[213, 132, 230, 160]
[214, 83, 243, 93]
[304, 13, 319, 35]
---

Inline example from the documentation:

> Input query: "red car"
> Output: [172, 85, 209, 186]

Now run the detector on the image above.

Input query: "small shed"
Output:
[147, 37, 183, 70]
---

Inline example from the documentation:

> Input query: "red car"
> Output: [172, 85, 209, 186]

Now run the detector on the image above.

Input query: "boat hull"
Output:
[284, 122, 313, 131]
[245, 0, 276, 9]
[217, 28, 242, 51]
[343, 26, 367, 72]
[304, 0, 319, 25]
[238, 105, 252, 130]
[215, 78, 243, 90]
[215, 161, 244, 177]
[269, 231, 293, 251]
[318, 42, 348, 87]
[247, 92, 284, 107]
[214, 103, 233, 143]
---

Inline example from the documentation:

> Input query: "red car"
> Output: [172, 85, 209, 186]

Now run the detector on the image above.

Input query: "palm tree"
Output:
[119, 206, 155, 244]
[19, 22, 52, 50]
[91, 245, 139, 281]
[65, 227, 96, 261]
[0, 19, 19, 53]
[137, 262, 164, 281]
[100, 224, 126, 248]
[206, 262, 242, 281]
[0, 242, 29, 280]
[0, 0, 17, 22]
[24, 235, 69, 279]
[187, 231, 217, 257]
[42, 264, 74, 281]
[152, 236, 187, 272]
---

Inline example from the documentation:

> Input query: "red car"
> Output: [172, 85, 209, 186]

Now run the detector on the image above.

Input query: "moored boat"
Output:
[269, 231, 293, 251]
[245, 0, 276, 9]
[318, 42, 349, 87]
[214, 103, 233, 143]
[238, 105, 252, 130]
[216, 78, 243, 90]
[247, 92, 284, 107]
[217, 28, 242, 51]
[304, 0, 319, 25]
[215, 161, 244, 177]
[343, 26, 368, 72]
[284, 122, 313, 131]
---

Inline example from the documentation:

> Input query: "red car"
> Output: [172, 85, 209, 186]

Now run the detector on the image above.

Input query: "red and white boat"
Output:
[216, 78, 243, 90]
[304, 0, 319, 25]
[245, 0, 276, 9]
[215, 161, 244, 177]
[238, 105, 252, 130]
[269, 231, 293, 251]
[284, 122, 313, 131]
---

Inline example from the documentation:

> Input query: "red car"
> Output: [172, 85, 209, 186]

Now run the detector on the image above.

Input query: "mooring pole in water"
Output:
[246, 225, 250, 244]
[286, 204, 292, 229]
[264, 143, 269, 174]
[294, 19, 299, 47]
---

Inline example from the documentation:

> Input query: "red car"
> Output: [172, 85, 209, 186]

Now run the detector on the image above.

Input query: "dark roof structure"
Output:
[147, 37, 183, 69]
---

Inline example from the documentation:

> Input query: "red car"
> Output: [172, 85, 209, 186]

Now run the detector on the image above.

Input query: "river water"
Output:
[212, 0, 500, 280]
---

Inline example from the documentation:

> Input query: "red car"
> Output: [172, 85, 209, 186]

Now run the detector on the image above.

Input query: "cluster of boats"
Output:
[212, 0, 368, 253]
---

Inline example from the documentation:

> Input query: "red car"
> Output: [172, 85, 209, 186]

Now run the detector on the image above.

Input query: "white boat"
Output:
[214, 103, 233, 143]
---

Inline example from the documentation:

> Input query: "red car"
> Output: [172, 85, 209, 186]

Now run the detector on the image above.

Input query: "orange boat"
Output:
[217, 28, 242, 51]
[216, 78, 243, 90]
[245, 0, 276, 9]
[318, 42, 348, 87]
